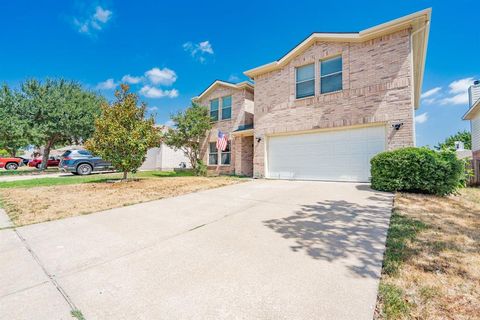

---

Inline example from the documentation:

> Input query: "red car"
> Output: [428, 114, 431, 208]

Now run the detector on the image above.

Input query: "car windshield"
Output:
[61, 151, 71, 157]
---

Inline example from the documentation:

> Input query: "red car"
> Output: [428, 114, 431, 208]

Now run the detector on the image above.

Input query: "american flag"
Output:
[216, 131, 228, 151]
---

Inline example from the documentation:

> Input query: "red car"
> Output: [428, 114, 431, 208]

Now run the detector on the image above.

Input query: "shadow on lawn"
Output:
[263, 199, 392, 278]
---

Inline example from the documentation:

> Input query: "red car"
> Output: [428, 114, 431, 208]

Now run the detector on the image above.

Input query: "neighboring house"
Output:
[463, 80, 480, 184]
[194, 9, 431, 182]
[139, 126, 191, 171]
[454, 141, 472, 160]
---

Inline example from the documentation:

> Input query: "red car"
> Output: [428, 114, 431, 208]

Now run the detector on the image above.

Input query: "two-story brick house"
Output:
[194, 9, 431, 182]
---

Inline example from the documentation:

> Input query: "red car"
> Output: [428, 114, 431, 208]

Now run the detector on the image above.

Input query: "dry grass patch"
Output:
[375, 188, 480, 320]
[1, 176, 242, 226]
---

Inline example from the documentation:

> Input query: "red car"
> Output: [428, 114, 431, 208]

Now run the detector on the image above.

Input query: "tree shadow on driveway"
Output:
[263, 198, 392, 278]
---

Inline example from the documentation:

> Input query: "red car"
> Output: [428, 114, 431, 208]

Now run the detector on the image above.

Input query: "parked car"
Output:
[16, 157, 30, 166]
[59, 150, 113, 175]
[28, 156, 60, 169]
[0, 157, 22, 170]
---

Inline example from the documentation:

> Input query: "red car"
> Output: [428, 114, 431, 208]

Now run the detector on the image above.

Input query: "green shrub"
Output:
[370, 147, 465, 196]
[194, 159, 207, 176]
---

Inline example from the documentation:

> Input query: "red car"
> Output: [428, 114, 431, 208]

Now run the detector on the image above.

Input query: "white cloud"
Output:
[228, 74, 240, 83]
[94, 6, 112, 23]
[437, 77, 475, 105]
[144, 68, 177, 86]
[415, 112, 428, 124]
[197, 41, 214, 54]
[421, 87, 441, 99]
[420, 77, 475, 106]
[423, 98, 436, 105]
[448, 77, 474, 94]
[164, 119, 175, 127]
[96, 78, 117, 90]
[121, 74, 143, 84]
[140, 85, 179, 98]
[73, 6, 112, 35]
[147, 106, 159, 112]
[439, 93, 469, 106]
[183, 40, 214, 62]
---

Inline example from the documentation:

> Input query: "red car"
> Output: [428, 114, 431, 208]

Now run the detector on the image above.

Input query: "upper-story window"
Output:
[296, 63, 315, 99]
[221, 96, 232, 120]
[320, 56, 342, 94]
[210, 98, 219, 121]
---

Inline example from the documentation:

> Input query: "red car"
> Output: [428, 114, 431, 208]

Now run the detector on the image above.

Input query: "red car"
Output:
[28, 156, 61, 169]
[0, 157, 22, 170]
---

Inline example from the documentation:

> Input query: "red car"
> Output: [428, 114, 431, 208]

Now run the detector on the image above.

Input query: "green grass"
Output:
[378, 283, 410, 319]
[376, 210, 429, 319]
[382, 211, 428, 276]
[70, 309, 85, 320]
[0, 170, 195, 189]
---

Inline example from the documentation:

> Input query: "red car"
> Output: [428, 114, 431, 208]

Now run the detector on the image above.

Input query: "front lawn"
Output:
[0, 171, 243, 226]
[375, 188, 480, 319]
[0, 170, 193, 189]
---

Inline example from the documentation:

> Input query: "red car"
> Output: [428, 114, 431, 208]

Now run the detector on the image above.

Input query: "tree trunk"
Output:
[123, 171, 128, 181]
[40, 142, 53, 171]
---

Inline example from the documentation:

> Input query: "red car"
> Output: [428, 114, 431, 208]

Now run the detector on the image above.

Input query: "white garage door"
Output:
[267, 125, 386, 182]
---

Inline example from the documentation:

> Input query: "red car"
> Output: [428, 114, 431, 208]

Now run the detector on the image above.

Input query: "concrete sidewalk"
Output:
[0, 180, 393, 319]
[0, 172, 68, 182]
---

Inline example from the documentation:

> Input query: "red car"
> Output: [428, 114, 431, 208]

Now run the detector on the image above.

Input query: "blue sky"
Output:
[1, 1, 479, 147]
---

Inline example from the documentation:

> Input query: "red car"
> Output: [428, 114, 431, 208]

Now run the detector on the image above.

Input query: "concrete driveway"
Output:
[0, 180, 393, 320]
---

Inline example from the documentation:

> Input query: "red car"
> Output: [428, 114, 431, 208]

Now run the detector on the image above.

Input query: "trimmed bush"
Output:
[370, 147, 465, 196]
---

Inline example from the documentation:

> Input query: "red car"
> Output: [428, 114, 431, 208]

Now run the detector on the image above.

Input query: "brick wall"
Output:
[252, 29, 414, 178]
[197, 85, 254, 174]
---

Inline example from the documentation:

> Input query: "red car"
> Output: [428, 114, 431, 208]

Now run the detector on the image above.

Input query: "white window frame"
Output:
[319, 55, 343, 94]
[210, 98, 219, 122]
[295, 63, 315, 99]
[221, 96, 232, 120]
[208, 142, 218, 165]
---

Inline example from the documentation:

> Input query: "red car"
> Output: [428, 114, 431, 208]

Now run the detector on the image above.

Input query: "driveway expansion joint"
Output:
[13, 228, 80, 316]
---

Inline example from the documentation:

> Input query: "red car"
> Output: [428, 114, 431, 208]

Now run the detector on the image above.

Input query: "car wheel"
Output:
[77, 164, 92, 175]
[35, 163, 41, 169]
[5, 163, 18, 170]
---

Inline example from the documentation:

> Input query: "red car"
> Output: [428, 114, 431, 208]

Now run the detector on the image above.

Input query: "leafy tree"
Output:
[435, 130, 472, 150]
[163, 102, 212, 175]
[0, 84, 30, 156]
[85, 84, 160, 180]
[21, 79, 104, 169]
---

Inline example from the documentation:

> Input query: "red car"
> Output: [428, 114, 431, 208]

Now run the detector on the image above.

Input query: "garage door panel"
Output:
[267, 126, 386, 182]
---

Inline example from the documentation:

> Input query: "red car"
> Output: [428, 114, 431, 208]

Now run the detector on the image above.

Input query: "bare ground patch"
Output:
[375, 188, 480, 319]
[1, 176, 243, 226]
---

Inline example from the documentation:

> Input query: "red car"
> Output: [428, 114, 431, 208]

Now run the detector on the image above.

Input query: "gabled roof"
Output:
[192, 80, 254, 101]
[463, 98, 480, 120]
[244, 8, 431, 109]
